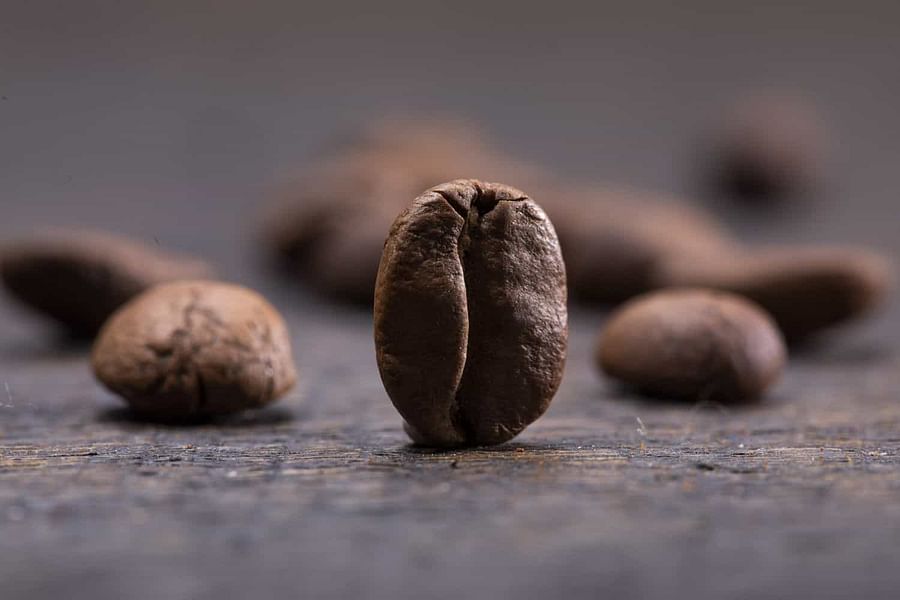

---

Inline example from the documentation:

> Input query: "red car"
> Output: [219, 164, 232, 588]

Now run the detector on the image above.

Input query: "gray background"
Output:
[2, 2, 900, 599]
[2, 1, 898, 251]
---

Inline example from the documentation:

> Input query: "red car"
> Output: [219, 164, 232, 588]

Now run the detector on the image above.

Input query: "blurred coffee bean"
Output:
[550, 186, 735, 303]
[263, 158, 413, 270]
[263, 159, 418, 303]
[92, 280, 296, 420]
[553, 185, 891, 339]
[707, 93, 828, 204]
[597, 289, 786, 403]
[261, 117, 551, 304]
[656, 246, 892, 341]
[306, 201, 401, 305]
[375, 180, 567, 447]
[0, 230, 213, 336]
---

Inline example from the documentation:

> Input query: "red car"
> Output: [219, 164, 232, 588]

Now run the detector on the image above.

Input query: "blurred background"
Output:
[2, 1, 898, 294]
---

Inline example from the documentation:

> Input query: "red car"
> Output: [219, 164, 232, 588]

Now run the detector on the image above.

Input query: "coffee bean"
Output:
[0, 230, 213, 336]
[304, 201, 401, 305]
[263, 157, 420, 277]
[92, 280, 296, 420]
[597, 289, 786, 403]
[553, 186, 891, 339]
[552, 186, 733, 303]
[708, 93, 828, 203]
[655, 246, 892, 341]
[374, 180, 568, 447]
[262, 118, 551, 304]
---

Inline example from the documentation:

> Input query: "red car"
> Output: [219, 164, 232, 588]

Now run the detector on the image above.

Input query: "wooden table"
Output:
[2, 287, 899, 599]
[2, 3, 900, 598]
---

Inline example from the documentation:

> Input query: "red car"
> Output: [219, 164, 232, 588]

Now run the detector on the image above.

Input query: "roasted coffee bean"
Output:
[597, 289, 786, 403]
[708, 93, 828, 203]
[263, 158, 420, 274]
[553, 186, 891, 338]
[92, 280, 296, 420]
[374, 180, 568, 447]
[262, 118, 550, 303]
[655, 246, 892, 341]
[0, 230, 213, 336]
[552, 186, 734, 303]
[304, 200, 402, 304]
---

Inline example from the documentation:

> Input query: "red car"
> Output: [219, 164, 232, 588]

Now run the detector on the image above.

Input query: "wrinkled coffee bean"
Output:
[655, 246, 892, 341]
[374, 180, 568, 447]
[262, 117, 551, 303]
[708, 93, 828, 203]
[597, 289, 786, 403]
[0, 230, 213, 336]
[92, 280, 296, 420]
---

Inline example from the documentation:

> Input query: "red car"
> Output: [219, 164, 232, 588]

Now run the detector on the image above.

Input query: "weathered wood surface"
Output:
[4, 4, 900, 598]
[2, 290, 900, 599]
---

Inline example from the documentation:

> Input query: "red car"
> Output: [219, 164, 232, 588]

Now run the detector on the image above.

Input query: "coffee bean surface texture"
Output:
[375, 179, 568, 447]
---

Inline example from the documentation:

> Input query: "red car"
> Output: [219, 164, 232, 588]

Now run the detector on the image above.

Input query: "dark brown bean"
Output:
[552, 186, 891, 339]
[374, 180, 568, 447]
[550, 186, 734, 303]
[597, 289, 786, 403]
[707, 93, 828, 203]
[304, 200, 401, 305]
[0, 230, 213, 336]
[655, 246, 892, 341]
[92, 280, 296, 420]
[262, 157, 420, 275]
[261, 118, 550, 303]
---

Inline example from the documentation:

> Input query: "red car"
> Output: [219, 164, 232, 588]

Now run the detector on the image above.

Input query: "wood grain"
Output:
[2, 296, 899, 600]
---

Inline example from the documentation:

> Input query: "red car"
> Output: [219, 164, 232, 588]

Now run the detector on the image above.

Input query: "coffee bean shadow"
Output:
[787, 337, 895, 365]
[399, 440, 568, 457]
[0, 332, 91, 362]
[96, 405, 298, 429]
